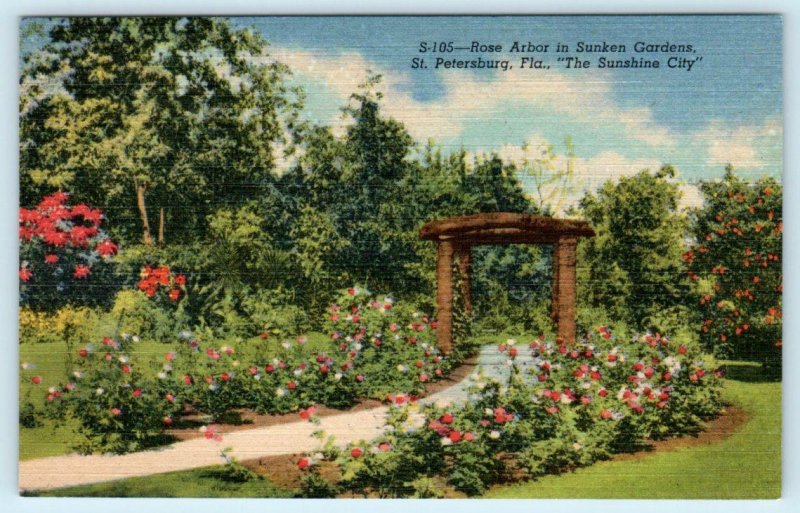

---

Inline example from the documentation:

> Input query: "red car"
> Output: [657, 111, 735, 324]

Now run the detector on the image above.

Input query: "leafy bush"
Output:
[240, 290, 311, 338]
[321, 328, 723, 497]
[110, 290, 187, 343]
[19, 306, 109, 345]
[685, 172, 782, 368]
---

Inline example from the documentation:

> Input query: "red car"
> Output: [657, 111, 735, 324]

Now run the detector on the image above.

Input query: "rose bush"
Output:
[309, 328, 723, 497]
[44, 336, 183, 454]
[34, 288, 469, 451]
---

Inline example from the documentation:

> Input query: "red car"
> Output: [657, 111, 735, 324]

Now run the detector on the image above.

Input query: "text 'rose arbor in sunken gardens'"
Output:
[420, 213, 595, 354]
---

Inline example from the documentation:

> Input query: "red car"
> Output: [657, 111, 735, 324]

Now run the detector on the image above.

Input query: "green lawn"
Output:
[486, 361, 781, 499]
[26, 466, 294, 498]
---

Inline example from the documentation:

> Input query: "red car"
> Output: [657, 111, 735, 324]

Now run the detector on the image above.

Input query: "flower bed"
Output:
[297, 328, 724, 497]
[35, 288, 464, 454]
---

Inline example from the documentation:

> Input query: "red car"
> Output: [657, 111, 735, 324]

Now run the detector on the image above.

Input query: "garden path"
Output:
[19, 345, 523, 492]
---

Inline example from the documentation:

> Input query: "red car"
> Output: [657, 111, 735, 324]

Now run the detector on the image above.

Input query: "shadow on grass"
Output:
[720, 361, 781, 383]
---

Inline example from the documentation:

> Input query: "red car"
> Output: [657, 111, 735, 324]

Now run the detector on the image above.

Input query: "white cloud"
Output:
[701, 118, 782, 170]
[266, 47, 677, 150]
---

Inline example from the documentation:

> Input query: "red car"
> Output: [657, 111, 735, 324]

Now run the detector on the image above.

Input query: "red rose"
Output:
[287, 381, 297, 390]
[163, 417, 173, 426]
[350, 447, 363, 458]
[31, 376, 42, 385]
[297, 457, 311, 469]
[600, 409, 612, 420]
[132, 389, 142, 397]
[449, 430, 462, 443]
[73, 264, 91, 279]
[441, 413, 454, 424]
[96, 239, 118, 257]
[78, 348, 89, 358]
[265, 364, 274, 374]
[378, 442, 391, 452]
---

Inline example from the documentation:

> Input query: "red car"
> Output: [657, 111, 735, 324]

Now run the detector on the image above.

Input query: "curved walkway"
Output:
[19, 345, 515, 492]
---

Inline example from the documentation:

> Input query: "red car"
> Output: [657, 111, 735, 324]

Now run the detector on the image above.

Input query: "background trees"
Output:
[19, 18, 783, 368]
[577, 166, 691, 333]
[20, 17, 302, 246]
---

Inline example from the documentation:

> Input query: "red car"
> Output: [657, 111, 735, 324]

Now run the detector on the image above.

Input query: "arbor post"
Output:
[435, 240, 455, 354]
[554, 236, 578, 344]
[551, 243, 560, 323]
[454, 243, 473, 317]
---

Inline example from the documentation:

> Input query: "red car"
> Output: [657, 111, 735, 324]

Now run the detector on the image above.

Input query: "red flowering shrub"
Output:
[138, 264, 187, 304]
[685, 173, 782, 367]
[19, 192, 120, 310]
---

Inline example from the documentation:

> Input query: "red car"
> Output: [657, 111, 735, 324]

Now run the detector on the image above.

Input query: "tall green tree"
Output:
[20, 17, 303, 245]
[578, 166, 690, 331]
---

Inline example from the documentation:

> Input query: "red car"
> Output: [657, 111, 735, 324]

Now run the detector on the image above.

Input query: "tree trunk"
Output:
[136, 182, 153, 246]
[158, 207, 165, 246]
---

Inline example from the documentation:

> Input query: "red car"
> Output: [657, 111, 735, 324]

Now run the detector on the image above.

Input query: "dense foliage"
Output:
[684, 171, 782, 367]
[578, 166, 691, 333]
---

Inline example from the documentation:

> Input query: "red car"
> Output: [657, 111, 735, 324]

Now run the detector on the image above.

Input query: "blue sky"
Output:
[21, 15, 783, 206]
[231, 16, 782, 185]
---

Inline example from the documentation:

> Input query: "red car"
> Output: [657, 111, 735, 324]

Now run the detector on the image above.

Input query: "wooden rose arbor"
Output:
[419, 213, 595, 354]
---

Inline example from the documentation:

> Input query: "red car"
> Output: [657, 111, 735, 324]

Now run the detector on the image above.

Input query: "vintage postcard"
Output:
[17, 15, 782, 499]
